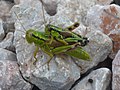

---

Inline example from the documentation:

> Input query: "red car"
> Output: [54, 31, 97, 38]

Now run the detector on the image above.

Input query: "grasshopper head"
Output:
[80, 37, 89, 46]
[26, 29, 35, 43]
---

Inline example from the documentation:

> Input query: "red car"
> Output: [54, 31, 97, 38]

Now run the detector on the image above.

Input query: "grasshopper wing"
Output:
[66, 47, 91, 61]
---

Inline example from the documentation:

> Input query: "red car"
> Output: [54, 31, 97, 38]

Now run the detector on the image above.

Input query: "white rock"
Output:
[11, 0, 113, 89]
[0, 48, 16, 61]
[0, 60, 32, 90]
[85, 4, 120, 59]
[0, 19, 5, 41]
[73, 27, 112, 73]
[0, 1, 14, 18]
[112, 50, 120, 90]
[57, 0, 113, 23]
[72, 68, 111, 90]
[0, 32, 15, 51]
[14, 0, 20, 4]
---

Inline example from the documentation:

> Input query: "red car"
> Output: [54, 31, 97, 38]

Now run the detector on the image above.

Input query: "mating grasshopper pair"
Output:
[14, 0, 91, 69]
[25, 22, 90, 66]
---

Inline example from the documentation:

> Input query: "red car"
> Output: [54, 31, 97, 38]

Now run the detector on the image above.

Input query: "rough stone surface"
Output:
[3, 18, 15, 33]
[56, 0, 113, 23]
[0, 32, 15, 51]
[40, 0, 57, 16]
[0, 1, 14, 19]
[112, 50, 120, 90]
[11, 1, 80, 90]
[0, 19, 5, 41]
[0, 48, 16, 61]
[14, 0, 20, 4]
[72, 68, 111, 90]
[85, 4, 120, 59]
[11, 0, 113, 90]
[73, 27, 112, 73]
[0, 0, 15, 33]
[0, 59, 32, 90]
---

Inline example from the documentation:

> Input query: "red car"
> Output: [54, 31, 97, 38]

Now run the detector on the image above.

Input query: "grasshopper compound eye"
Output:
[79, 37, 89, 46]
[74, 22, 80, 27]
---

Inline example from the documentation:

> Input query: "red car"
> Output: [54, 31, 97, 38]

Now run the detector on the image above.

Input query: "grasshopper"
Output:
[14, 0, 91, 69]
[45, 23, 89, 47]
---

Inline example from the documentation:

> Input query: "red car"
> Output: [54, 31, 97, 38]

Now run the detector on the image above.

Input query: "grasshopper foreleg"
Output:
[32, 46, 39, 65]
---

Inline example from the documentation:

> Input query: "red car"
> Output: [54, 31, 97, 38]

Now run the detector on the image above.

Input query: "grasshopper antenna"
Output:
[39, 0, 46, 26]
[14, 12, 26, 33]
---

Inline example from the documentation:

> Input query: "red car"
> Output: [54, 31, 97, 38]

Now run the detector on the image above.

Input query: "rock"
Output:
[11, 1, 80, 90]
[112, 50, 120, 90]
[11, 0, 112, 89]
[0, 48, 16, 61]
[14, 0, 20, 4]
[0, 32, 15, 51]
[85, 4, 120, 59]
[0, 59, 32, 90]
[73, 27, 112, 73]
[0, 1, 14, 19]
[57, 0, 113, 23]
[3, 21, 15, 33]
[40, 0, 57, 16]
[0, 0, 15, 33]
[72, 68, 111, 90]
[0, 19, 5, 41]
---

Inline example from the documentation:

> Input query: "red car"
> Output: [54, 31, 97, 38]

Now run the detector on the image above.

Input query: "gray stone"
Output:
[0, 1, 14, 18]
[3, 18, 15, 33]
[0, 19, 5, 41]
[0, 1, 15, 33]
[11, 1, 80, 90]
[11, 0, 112, 90]
[40, 0, 57, 16]
[112, 50, 120, 90]
[72, 68, 111, 90]
[0, 32, 15, 51]
[85, 4, 120, 59]
[73, 27, 112, 73]
[14, 0, 20, 4]
[0, 48, 16, 61]
[0, 59, 32, 90]
[57, 0, 113, 23]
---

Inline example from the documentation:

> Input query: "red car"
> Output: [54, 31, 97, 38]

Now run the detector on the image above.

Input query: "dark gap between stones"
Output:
[110, 0, 120, 5]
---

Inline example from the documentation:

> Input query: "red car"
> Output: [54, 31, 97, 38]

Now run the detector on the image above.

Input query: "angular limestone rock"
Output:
[0, 32, 15, 51]
[0, 48, 16, 61]
[112, 50, 120, 90]
[0, 19, 5, 41]
[72, 68, 111, 90]
[11, 0, 113, 89]
[0, 59, 32, 90]
[85, 4, 120, 59]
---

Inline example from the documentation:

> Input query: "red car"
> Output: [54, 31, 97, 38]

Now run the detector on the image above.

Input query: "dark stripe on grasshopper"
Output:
[31, 33, 46, 41]
[67, 22, 79, 31]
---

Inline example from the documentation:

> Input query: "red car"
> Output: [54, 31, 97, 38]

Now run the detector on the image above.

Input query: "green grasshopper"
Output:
[14, 0, 91, 69]
[45, 23, 89, 47]
[25, 28, 90, 67]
